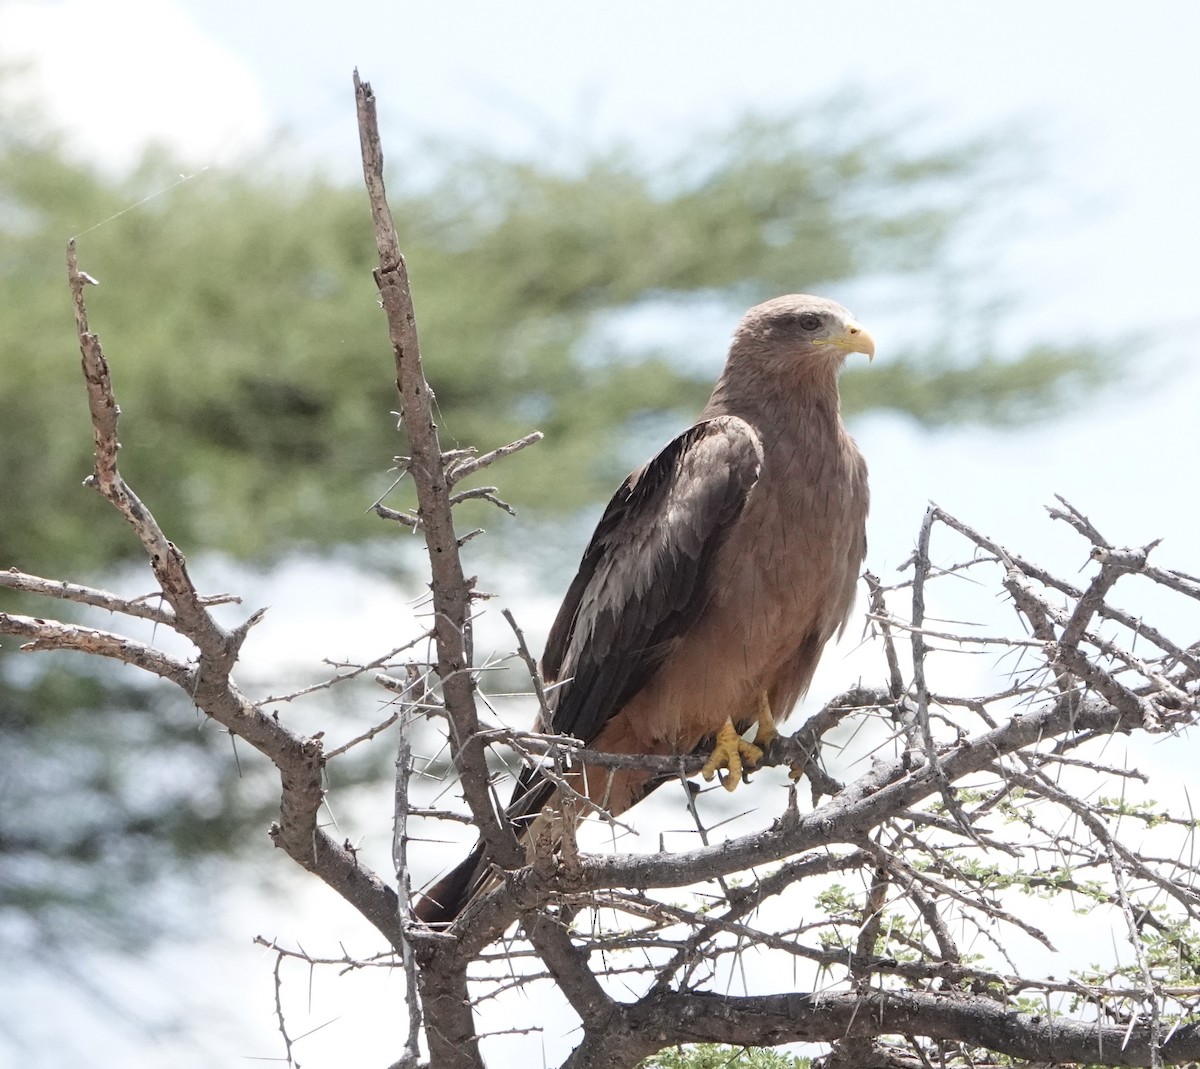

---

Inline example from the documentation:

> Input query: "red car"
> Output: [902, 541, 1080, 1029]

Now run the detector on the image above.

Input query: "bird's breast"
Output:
[631, 425, 868, 747]
[717, 427, 867, 636]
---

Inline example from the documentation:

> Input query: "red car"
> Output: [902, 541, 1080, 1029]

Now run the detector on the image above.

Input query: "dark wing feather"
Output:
[414, 416, 762, 924]
[542, 415, 763, 744]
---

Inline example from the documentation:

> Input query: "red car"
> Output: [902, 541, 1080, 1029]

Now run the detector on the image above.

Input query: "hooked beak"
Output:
[839, 320, 875, 362]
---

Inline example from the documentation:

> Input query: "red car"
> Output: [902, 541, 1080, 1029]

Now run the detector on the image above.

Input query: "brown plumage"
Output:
[414, 294, 873, 924]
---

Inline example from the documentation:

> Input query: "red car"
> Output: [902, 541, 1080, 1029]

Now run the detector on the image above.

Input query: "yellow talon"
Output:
[701, 717, 764, 792]
[753, 692, 777, 749]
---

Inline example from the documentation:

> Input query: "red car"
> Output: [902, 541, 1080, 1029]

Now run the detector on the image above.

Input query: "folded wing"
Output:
[542, 414, 764, 744]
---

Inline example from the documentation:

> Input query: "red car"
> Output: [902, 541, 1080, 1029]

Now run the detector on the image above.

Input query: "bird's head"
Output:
[734, 294, 875, 367]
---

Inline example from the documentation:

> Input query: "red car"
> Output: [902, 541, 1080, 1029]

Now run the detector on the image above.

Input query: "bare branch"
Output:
[353, 71, 521, 892]
[618, 988, 1200, 1067]
[0, 611, 191, 682]
[0, 567, 179, 624]
[394, 690, 424, 1068]
[68, 240, 242, 665]
[445, 432, 544, 485]
[501, 608, 553, 725]
[375, 503, 422, 529]
[449, 486, 516, 516]
[13, 79, 1198, 1069]
[256, 631, 434, 709]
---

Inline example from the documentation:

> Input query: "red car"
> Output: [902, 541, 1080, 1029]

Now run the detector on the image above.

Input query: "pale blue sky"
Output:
[177, 1, 1200, 338]
[5, 0, 1199, 338]
[3, 2, 1199, 1066]
[113, 0, 1196, 581]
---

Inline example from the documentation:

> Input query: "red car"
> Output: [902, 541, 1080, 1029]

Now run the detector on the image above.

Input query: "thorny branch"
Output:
[5, 247, 406, 953]
[400, 493, 1199, 1069]
[353, 70, 519, 885]
[2, 80, 1198, 1069]
[394, 671, 425, 1069]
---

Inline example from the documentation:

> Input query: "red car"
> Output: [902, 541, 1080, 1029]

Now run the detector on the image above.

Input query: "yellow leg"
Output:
[701, 717, 764, 793]
[753, 691, 777, 748]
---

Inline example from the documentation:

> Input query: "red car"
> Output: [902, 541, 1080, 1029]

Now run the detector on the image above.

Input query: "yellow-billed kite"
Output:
[416, 295, 873, 924]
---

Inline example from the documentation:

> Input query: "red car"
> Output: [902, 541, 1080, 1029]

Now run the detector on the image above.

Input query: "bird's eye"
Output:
[797, 313, 822, 331]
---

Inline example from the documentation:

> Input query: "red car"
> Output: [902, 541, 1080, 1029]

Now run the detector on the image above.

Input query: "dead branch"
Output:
[353, 70, 521, 885]
[0, 245, 406, 960]
[445, 432, 544, 485]
[3, 76, 1197, 1069]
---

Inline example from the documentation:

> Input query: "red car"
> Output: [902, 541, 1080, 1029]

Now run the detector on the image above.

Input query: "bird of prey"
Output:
[414, 294, 873, 924]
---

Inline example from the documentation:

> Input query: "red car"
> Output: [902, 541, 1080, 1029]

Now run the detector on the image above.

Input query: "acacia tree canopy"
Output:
[0, 82, 1131, 1064]
[1, 83, 1195, 1069]
[0, 91, 1110, 575]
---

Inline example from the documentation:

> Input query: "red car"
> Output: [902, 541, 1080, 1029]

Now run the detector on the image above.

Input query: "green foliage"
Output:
[1073, 904, 1200, 1018]
[0, 662, 266, 947]
[842, 340, 1117, 426]
[639, 1043, 809, 1069]
[0, 94, 1118, 576]
[0, 83, 1131, 963]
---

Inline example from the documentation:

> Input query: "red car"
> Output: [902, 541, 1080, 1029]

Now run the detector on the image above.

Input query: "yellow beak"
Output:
[841, 320, 875, 362]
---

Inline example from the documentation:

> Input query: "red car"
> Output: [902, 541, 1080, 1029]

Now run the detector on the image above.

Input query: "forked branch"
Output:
[1, 77, 1197, 1069]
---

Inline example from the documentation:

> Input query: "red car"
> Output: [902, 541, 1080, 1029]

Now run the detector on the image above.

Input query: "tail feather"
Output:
[412, 841, 489, 925]
[411, 775, 557, 925]
[411, 765, 678, 925]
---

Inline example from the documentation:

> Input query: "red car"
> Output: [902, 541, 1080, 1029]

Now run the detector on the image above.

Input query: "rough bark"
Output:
[1, 78, 1197, 1069]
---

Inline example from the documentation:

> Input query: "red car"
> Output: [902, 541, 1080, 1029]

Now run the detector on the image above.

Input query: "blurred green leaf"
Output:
[0, 85, 1129, 962]
[0, 95, 1116, 575]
